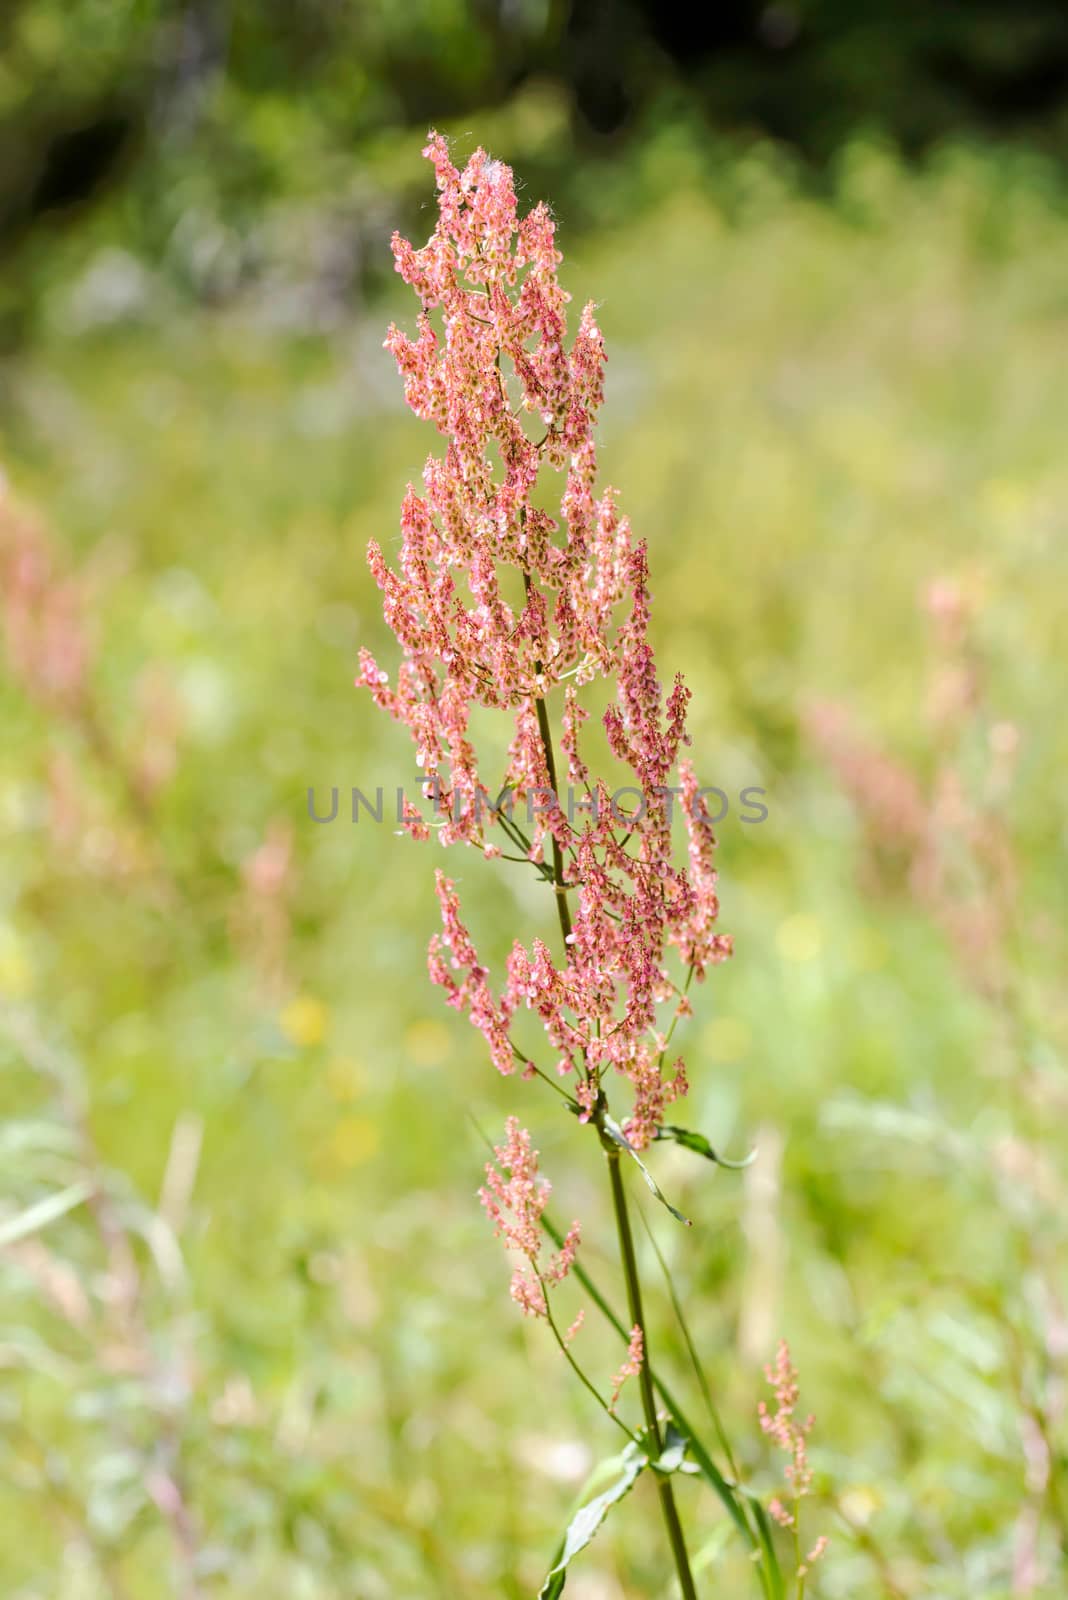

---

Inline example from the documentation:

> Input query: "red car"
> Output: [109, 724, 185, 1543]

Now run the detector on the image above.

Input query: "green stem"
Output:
[606, 1145, 699, 1600]
[523, 601, 698, 1597]
[531, 687, 574, 948]
[538, 1274, 643, 1448]
[541, 1208, 769, 1584]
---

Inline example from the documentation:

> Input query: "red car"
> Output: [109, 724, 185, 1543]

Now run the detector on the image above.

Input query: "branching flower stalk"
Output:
[362, 132, 738, 1592]
[759, 1341, 828, 1597]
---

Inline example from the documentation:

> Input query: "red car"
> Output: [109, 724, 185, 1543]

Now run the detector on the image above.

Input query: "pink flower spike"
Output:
[759, 1340, 827, 1577]
[479, 1120, 579, 1319]
[564, 1309, 585, 1347]
[609, 1323, 644, 1412]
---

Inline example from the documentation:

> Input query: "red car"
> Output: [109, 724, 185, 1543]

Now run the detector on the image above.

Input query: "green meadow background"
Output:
[2, 15, 1067, 1597]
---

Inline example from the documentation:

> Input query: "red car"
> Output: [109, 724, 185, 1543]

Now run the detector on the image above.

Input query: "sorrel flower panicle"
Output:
[360, 130, 731, 1159]
[760, 1340, 828, 1590]
[360, 131, 752, 1600]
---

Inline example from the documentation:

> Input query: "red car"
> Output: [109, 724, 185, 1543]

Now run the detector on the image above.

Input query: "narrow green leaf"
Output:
[636, 1194, 741, 1480]
[673, 1421, 754, 1549]
[692, 1518, 734, 1574]
[541, 1206, 769, 1587]
[602, 1116, 691, 1226]
[538, 1444, 646, 1598]
[741, 1488, 786, 1600]
[0, 1180, 93, 1249]
[653, 1125, 757, 1170]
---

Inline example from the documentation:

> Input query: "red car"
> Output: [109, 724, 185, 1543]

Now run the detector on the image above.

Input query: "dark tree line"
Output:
[3, 1, 1067, 282]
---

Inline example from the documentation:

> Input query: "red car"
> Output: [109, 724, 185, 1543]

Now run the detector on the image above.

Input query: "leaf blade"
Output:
[653, 1124, 757, 1170]
[602, 1116, 692, 1226]
[538, 1444, 647, 1598]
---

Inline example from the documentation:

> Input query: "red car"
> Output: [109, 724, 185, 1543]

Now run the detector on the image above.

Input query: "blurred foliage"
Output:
[4, 0, 1068, 340]
[1, 122, 1068, 1596]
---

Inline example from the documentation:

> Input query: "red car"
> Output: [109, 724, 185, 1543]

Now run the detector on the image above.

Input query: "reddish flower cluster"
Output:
[361, 133, 731, 1164]
[807, 576, 1021, 999]
[1, 475, 182, 867]
[609, 1323, 644, 1412]
[478, 1118, 580, 1318]
[0, 479, 90, 711]
[759, 1340, 827, 1576]
[233, 820, 296, 997]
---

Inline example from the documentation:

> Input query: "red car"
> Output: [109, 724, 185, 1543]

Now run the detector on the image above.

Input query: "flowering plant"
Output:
[362, 132, 824, 1595]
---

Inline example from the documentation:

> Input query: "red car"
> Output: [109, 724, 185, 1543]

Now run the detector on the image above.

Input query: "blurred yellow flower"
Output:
[0, 926, 31, 997]
[852, 926, 888, 971]
[279, 995, 327, 1048]
[776, 915, 822, 963]
[404, 1017, 451, 1066]
[981, 477, 1029, 523]
[839, 1486, 880, 1526]
[326, 1115, 379, 1169]
[700, 1015, 752, 1063]
[325, 1056, 365, 1101]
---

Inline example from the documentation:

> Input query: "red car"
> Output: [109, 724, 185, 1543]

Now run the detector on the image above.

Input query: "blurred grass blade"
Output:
[681, 1426, 782, 1599]
[669, 1417, 758, 1555]
[636, 1197, 740, 1479]
[741, 1488, 786, 1600]
[0, 1179, 93, 1248]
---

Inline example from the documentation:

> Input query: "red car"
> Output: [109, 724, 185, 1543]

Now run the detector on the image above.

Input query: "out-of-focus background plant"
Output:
[1, 5, 1066, 1596]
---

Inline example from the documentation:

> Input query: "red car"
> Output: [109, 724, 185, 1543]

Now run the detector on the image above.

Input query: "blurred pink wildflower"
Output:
[0, 483, 91, 711]
[806, 575, 1021, 998]
[759, 1339, 827, 1581]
